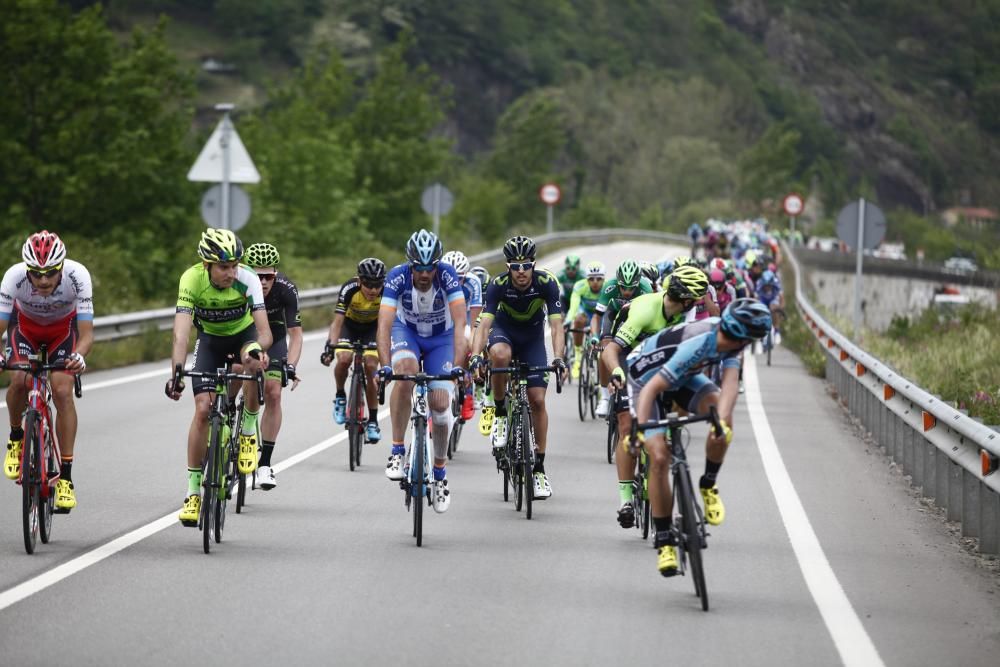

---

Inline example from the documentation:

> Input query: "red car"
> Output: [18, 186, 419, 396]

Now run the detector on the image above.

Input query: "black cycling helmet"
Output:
[720, 298, 772, 340]
[357, 257, 386, 282]
[503, 235, 536, 262]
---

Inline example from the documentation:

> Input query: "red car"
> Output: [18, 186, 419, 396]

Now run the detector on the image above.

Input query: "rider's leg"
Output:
[260, 378, 282, 467]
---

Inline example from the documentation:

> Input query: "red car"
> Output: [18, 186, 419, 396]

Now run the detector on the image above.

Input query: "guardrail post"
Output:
[904, 421, 916, 478]
[948, 459, 963, 523]
[963, 470, 980, 538]
[894, 412, 906, 464]
[922, 439, 937, 501]
[937, 448, 950, 510]
[979, 484, 999, 555]
[912, 418, 925, 487]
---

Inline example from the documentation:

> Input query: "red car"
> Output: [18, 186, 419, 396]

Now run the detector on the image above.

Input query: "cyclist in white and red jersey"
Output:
[1, 231, 93, 511]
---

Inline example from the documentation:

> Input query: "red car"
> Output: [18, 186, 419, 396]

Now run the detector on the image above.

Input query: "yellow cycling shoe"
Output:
[657, 544, 679, 577]
[54, 479, 76, 510]
[178, 494, 200, 526]
[571, 357, 581, 380]
[478, 406, 495, 437]
[701, 485, 725, 526]
[4, 438, 22, 480]
[237, 433, 258, 474]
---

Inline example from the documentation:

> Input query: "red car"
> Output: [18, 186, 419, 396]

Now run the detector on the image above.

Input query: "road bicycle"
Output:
[335, 341, 377, 471]
[172, 356, 263, 554]
[636, 406, 724, 611]
[621, 412, 651, 541]
[378, 370, 457, 547]
[604, 386, 630, 465]
[4, 345, 82, 555]
[577, 340, 600, 422]
[490, 361, 562, 520]
[447, 382, 466, 459]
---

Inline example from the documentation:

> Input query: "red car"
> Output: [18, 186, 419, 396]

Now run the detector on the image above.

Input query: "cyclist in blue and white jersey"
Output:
[613, 299, 770, 576]
[442, 250, 482, 420]
[377, 230, 466, 514]
[755, 269, 785, 342]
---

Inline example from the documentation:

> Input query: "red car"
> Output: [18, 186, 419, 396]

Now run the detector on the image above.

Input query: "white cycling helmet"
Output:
[585, 261, 606, 278]
[441, 250, 470, 277]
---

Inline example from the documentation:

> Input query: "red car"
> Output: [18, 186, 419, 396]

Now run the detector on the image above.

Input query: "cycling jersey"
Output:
[264, 273, 301, 342]
[566, 278, 602, 320]
[175, 263, 265, 336]
[556, 268, 582, 313]
[0, 260, 94, 326]
[628, 318, 741, 387]
[755, 276, 783, 307]
[382, 263, 465, 337]
[694, 284, 719, 321]
[461, 273, 483, 321]
[611, 291, 686, 353]
[595, 276, 654, 318]
[713, 282, 736, 311]
[482, 269, 562, 329]
[336, 278, 382, 325]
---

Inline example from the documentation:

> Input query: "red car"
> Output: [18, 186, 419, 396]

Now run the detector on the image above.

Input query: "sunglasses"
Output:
[27, 264, 62, 279]
[360, 279, 384, 289]
[507, 262, 535, 272]
[411, 262, 437, 273]
[256, 273, 276, 282]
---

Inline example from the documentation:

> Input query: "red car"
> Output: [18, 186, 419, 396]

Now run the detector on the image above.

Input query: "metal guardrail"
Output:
[787, 244, 1000, 553]
[92, 228, 689, 342]
[792, 247, 1000, 288]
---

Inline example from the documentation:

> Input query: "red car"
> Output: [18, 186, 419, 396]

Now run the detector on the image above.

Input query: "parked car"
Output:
[943, 256, 978, 274]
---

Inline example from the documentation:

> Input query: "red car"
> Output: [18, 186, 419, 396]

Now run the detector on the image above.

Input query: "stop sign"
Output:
[783, 193, 804, 216]
[540, 183, 561, 206]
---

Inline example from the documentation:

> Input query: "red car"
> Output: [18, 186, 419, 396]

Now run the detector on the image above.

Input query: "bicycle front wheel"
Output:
[577, 363, 588, 421]
[766, 329, 773, 367]
[511, 411, 524, 512]
[21, 412, 41, 554]
[606, 415, 617, 465]
[676, 467, 708, 611]
[202, 416, 224, 554]
[522, 404, 534, 520]
[413, 429, 425, 547]
[39, 419, 55, 544]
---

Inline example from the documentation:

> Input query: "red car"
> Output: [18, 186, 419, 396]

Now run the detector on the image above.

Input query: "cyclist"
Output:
[624, 299, 771, 576]
[469, 235, 566, 499]
[468, 265, 492, 408]
[1, 231, 92, 511]
[244, 243, 301, 490]
[593, 259, 653, 417]
[378, 230, 466, 514]
[755, 269, 785, 343]
[322, 258, 386, 444]
[165, 229, 271, 526]
[566, 261, 605, 380]
[556, 254, 583, 316]
[601, 265, 708, 530]
[639, 261, 660, 291]
[442, 250, 482, 421]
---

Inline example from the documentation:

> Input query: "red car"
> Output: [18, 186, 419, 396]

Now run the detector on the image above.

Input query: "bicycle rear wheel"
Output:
[640, 465, 651, 540]
[588, 358, 599, 420]
[21, 412, 40, 554]
[676, 467, 708, 611]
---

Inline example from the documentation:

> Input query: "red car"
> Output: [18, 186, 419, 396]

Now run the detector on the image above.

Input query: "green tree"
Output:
[737, 122, 802, 206]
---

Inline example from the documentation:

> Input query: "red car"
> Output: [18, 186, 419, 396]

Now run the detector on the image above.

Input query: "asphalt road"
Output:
[0, 242, 997, 667]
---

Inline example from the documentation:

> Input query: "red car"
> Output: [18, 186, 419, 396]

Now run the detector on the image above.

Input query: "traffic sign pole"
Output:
[546, 205, 553, 234]
[854, 198, 866, 340]
[219, 106, 233, 230]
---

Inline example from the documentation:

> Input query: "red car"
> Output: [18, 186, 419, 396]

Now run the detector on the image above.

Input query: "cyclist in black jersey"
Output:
[244, 243, 301, 490]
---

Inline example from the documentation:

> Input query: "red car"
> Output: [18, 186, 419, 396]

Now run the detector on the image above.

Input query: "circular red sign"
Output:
[540, 183, 561, 205]
[783, 193, 804, 216]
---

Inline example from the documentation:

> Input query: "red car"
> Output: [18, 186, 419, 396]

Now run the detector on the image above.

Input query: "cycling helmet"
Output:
[357, 257, 387, 282]
[759, 269, 778, 286]
[616, 259, 640, 288]
[470, 265, 490, 287]
[666, 265, 709, 301]
[405, 229, 442, 265]
[22, 231, 66, 270]
[198, 228, 244, 263]
[709, 257, 727, 272]
[720, 298, 772, 340]
[585, 261, 606, 279]
[565, 254, 581, 270]
[709, 268, 726, 287]
[503, 235, 536, 262]
[244, 242, 280, 268]
[441, 250, 470, 277]
[657, 260, 673, 279]
[673, 255, 693, 268]
[744, 250, 757, 267]
[639, 261, 658, 285]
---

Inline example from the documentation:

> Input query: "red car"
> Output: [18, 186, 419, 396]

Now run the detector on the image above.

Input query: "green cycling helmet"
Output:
[244, 242, 280, 268]
[616, 259, 641, 288]
[565, 254, 581, 269]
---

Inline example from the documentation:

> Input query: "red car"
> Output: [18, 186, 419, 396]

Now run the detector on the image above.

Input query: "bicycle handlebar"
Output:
[488, 363, 563, 394]
[173, 363, 265, 403]
[376, 371, 460, 405]
[634, 405, 723, 437]
[2, 360, 83, 398]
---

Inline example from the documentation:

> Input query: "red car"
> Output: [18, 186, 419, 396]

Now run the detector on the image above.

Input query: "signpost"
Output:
[540, 183, 561, 234]
[420, 183, 454, 237]
[783, 193, 804, 237]
[188, 104, 260, 231]
[835, 198, 887, 340]
[200, 184, 251, 231]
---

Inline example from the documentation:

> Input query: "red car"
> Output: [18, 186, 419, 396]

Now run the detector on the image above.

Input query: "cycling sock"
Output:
[601, 386, 610, 400]
[701, 460, 722, 489]
[9, 426, 24, 442]
[241, 409, 259, 436]
[187, 467, 202, 496]
[392, 443, 406, 456]
[619, 481, 634, 504]
[60, 459, 73, 482]
[534, 452, 545, 474]
[433, 465, 446, 481]
[336, 390, 346, 399]
[369, 408, 378, 423]
[495, 399, 507, 417]
[653, 517, 672, 534]
[260, 440, 275, 467]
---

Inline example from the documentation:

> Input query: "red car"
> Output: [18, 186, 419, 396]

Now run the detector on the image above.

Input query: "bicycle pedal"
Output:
[52, 507, 71, 515]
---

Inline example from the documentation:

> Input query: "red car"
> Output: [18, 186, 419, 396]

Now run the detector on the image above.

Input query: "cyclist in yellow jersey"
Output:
[164, 229, 272, 526]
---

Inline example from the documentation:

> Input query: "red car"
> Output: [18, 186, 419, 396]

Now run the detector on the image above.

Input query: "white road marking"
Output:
[744, 354, 884, 667]
[0, 406, 389, 613]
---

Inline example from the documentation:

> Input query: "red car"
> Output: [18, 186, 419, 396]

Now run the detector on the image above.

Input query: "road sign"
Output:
[783, 193, 804, 217]
[201, 184, 251, 230]
[540, 183, 561, 206]
[836, 199, 886, 250]
[420, 183, 454, 217]
[188, 116, 260, 184]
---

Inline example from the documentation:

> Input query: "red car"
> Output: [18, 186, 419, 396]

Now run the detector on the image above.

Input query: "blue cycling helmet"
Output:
[405, 229, 443, 265]
[720, 298, 772, 340]
[759, 269, 778, 285]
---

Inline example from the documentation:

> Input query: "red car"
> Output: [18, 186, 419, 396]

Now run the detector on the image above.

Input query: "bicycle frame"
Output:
[336, 341, 376, 470]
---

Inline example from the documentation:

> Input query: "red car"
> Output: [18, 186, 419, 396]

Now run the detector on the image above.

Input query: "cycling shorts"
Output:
[627, 370, 718, 438]
[390, 321, 455, 392]
[6, 312, 77, 370]
[190, 326, 258, 395]
[336, 320, 378, 359]
[265, 336, 288, 382]
[487, 321, 549, 388]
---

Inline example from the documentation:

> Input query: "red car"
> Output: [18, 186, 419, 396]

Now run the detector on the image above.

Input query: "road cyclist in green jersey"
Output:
[601, 265, 709, 531]
[556, 254, 583, 316]
[165, 228, 272, 526]
[243, 243, 302, 491]
[566, 260, 605, 380]
[592, 259, 653, 418]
